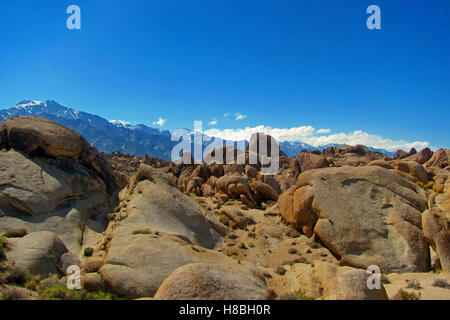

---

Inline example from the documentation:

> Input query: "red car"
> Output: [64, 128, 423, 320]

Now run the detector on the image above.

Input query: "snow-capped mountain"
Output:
[0, 100, 174, 159]
[0, 100, 394, 159]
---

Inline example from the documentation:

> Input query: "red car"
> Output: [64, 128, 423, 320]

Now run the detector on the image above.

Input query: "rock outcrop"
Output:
[422, 208, 450, 272]
[116, 164, 224, 248]
[321, 269, 389, 300]
[99, 233, 236, 298]
[0, 117, 125, 254]
[154, 263, 269, 300]
[5, 231, 68, 277]
[279, 166, 430, 273]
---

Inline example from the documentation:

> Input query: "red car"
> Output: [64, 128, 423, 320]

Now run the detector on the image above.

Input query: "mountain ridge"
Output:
[0, 100, 394, 159]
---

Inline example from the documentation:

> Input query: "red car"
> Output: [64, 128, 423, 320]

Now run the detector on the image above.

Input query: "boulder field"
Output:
[1, 116, 449, 300]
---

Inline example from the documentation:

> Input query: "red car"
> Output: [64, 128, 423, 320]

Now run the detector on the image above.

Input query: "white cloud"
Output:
[209, 118, 218, 126]
[152, 117, 167, 126]
[235, 113, 247, 120]
[224, 113, 230, 118]
[203, 125, 431, 152]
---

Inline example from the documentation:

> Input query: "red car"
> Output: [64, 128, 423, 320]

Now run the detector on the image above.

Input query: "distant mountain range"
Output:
[0, 100, 394, 159]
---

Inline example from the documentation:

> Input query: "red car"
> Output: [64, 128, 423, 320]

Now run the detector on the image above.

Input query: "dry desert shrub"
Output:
[393, 288, 421, 300]
[432, 278, 450, 289]
[0, 285, 34, 300]
[405, 279, 422, 290]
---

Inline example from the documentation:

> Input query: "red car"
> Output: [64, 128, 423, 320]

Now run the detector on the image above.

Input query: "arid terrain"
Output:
[0, 116, 449, 300]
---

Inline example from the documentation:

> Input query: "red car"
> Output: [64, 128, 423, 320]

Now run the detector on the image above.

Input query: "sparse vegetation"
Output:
[380, 274, 391, 284]
[0, 235, 6, 257]
[0, 285, 34, 300]
[423, 181, 434, 189]
[278, 290, 314, 300]
[83, 247, 94, 257]
[132, 228, 152, 235]
[405, 279, 422, 290]
[40, 284, 124, 300]
[393, 288, 421, 300]
[432, 278, 450, 289]
[225, 250, 238, 259]
[276, 266, 287, 275]
[0, 260, 126, 300]
[433, 184, 444, 194]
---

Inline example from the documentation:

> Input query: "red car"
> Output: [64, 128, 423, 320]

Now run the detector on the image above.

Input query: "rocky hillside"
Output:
[0, 116, 449, 300]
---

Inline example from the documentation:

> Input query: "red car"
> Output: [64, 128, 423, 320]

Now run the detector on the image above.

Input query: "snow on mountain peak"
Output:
[109, 120, 131, 128]
[15, 100, 44, 108]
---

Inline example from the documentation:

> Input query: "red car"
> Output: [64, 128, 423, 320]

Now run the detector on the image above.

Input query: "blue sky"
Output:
[0, 0, 448, 151]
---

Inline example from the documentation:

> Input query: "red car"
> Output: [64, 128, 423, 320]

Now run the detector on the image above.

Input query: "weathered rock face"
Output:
[394, 148, 417, 160]
[422, 171, 450, 273]
[322, 269, 389, 300]
[279, 166, 430, 273]
[265, 260, 388, 300]
[0, 116, 125, 254]
[215, 175, 256, 207]
[392, 160, 429, 184]
[99, 233, 239, 298]
[0, 116, 124, 193]
[0, 116, 84, 158]
[322, 145, 388, 168]
[95, 164, 249, 298]
[404, 148, 433, 164]
[425, 149, 450, 169]
[422, 208, 450, 272]
[251, 181, 279, 202]
[154, 263, 269, 300]
[117, 164, 223, 248]
[5, 231, 68, 277]
[246, 132, 287, 158]
[295, 152, 329, 173]
[0, 150, 106, 216]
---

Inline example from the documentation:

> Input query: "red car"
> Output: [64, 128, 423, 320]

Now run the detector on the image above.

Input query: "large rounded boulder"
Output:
[154, 263, 269, 300]
[279, 166, 430, 273]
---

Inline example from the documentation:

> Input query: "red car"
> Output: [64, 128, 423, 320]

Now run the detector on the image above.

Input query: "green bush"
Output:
[40, 284, 124, 300]
[83, 247, 94, 257]
[40, 284, 83, 300]
[86, 291, 124, 300]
